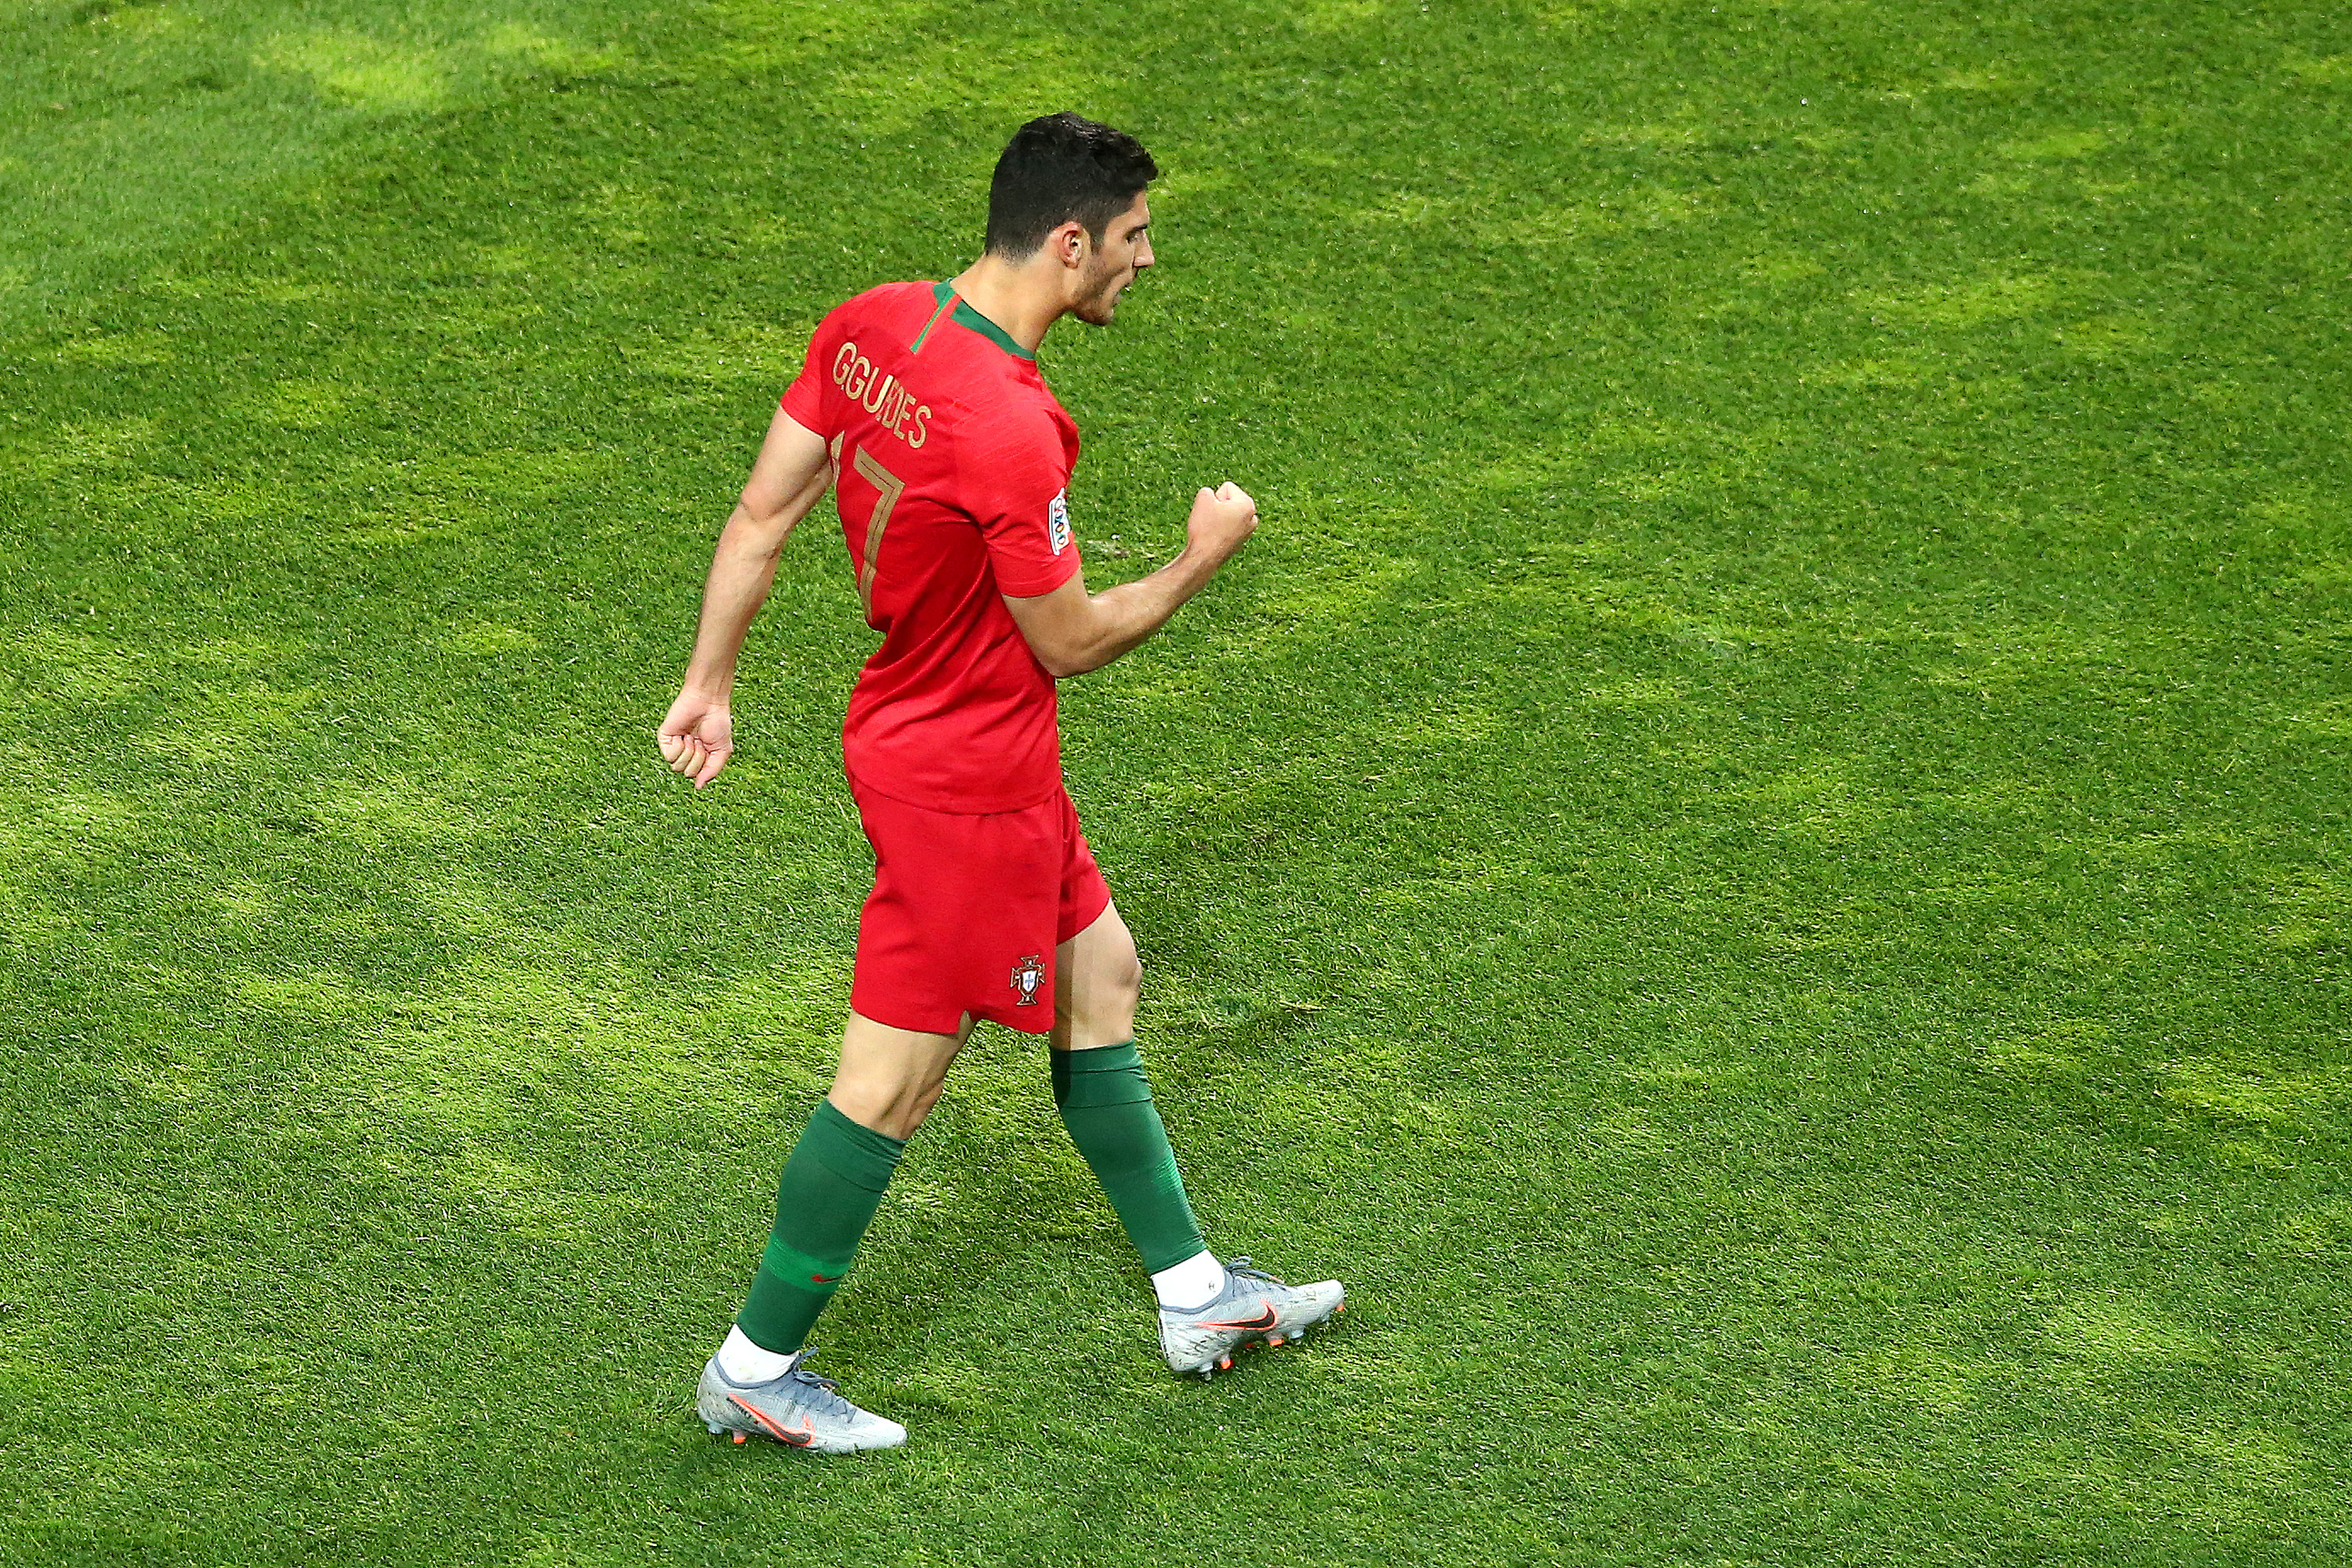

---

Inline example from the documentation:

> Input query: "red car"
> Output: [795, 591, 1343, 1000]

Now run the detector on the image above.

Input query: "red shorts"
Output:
[847, 778, 1113, 1036]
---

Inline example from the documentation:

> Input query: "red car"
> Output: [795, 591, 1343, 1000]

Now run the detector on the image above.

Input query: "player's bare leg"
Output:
[1047, 902, 1345, 1374]
[831, 1010, 975, 1139]
[1052, 902, 1142, 1052]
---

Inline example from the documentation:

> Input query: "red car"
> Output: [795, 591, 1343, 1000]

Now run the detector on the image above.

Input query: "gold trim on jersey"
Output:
[850, 446, 907, 622]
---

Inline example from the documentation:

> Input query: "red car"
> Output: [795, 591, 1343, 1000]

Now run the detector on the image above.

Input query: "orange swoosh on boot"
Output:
[730, 1396, 816, 1447]
[1199, 1298, 1279, 1333]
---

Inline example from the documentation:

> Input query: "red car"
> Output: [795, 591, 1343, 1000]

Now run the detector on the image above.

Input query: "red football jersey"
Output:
[782, 281, 1083, 813]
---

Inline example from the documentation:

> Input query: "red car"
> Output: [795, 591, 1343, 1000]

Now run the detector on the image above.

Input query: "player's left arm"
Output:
[1003, 483, 1259, 677]
[659, 405, 833, 788]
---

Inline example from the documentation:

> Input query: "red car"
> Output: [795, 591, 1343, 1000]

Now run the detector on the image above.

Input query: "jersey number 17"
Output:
[845, 444, 904, 626]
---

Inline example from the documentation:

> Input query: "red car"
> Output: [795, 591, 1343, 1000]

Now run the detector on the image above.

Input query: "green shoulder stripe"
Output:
[909, 284, 957, 354]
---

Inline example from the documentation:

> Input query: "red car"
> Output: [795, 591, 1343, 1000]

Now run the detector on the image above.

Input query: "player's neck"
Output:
[946, 256, 1065, 357]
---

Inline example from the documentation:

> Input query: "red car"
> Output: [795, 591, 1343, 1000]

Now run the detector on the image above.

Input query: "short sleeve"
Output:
[967, 413, 1081, 599]
[780, 311, 845, 435]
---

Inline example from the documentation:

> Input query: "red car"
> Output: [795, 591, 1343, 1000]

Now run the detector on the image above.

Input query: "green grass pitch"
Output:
[3, 0, 2348, 1562]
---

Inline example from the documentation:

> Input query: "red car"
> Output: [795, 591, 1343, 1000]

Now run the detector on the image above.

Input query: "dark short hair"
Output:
[984, 112, 1158, 259]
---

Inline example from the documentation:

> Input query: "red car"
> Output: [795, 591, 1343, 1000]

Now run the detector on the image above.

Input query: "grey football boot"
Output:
[697, 1346, 906, 1453]
[1159, 1257, 1346, 1378]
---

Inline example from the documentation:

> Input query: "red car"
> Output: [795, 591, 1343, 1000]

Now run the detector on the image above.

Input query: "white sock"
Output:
[1152, 1249, 1226, 1312]
[717, 1325, 796, 1385]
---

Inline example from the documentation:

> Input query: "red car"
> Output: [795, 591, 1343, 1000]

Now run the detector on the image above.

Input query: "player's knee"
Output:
[1102, 939, 1142, 1009]
[829, 1058, 949, 1140]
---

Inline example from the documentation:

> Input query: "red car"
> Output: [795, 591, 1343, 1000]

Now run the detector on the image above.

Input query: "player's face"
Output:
[1073, 192, 1153, 326]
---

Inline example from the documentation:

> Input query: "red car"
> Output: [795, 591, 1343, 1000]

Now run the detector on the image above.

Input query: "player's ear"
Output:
[1051, 219, 1089, 270]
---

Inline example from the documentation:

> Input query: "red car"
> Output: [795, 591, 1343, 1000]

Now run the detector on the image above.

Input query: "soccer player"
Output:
[656, 113, 1345, 1453]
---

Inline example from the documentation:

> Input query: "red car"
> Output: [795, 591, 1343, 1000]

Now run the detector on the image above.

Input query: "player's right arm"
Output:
[659, 406, 833, 788]
[1001, 483, 1258, 678]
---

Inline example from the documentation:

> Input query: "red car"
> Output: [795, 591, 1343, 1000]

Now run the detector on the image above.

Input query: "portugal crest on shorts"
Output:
[1010, 953, 1046, 1007]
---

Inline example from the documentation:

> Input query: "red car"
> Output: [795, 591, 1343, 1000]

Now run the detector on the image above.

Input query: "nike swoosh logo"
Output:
[730, 1395, 817, 1447]
[1200, 1298, 1279, 1333]
[810, 1272, 844, 1284]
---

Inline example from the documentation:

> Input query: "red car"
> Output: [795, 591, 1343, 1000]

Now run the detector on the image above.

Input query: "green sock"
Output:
[1052, 1040, 1207, 1273]
[735, 1099, 906, 1354]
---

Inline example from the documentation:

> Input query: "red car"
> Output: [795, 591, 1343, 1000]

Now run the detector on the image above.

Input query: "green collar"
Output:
[929, 280, 1035, 361]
